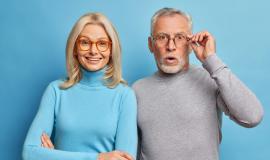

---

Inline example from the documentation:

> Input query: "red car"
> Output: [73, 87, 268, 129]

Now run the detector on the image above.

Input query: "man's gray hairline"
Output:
[150, 7, 193, 36]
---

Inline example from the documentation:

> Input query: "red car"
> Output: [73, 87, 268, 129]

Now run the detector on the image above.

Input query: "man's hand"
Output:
[98, 151, 133, 160]
[188, 31, 216, 62]
[41, 133, 54, 149]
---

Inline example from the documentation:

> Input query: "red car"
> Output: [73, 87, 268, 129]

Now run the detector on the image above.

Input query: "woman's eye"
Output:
[80, 40, 88, 45]
[98, 41, 107, 46]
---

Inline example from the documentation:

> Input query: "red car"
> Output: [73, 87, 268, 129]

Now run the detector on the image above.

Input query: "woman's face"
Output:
[76, 24, 111, 71]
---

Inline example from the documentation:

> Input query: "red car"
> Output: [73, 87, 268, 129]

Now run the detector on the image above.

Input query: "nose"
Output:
[89, 43, 98, 55]
[167, 38, 176, 52]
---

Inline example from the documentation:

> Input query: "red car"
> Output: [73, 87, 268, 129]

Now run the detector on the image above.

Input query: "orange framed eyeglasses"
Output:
[76, 36, 112, 52]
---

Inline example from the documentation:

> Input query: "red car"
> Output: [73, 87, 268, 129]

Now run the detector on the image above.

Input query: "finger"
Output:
[41, 135, 46, 147]
[121, 152, 133, 160]
[42, 140, 50, 148]
[113, 151, 132, 160]
[192, 34, 197, 42]
[43, 142, 49, 148]
[202, 34, 210, 45]
[117, 151, 133, 160]
[187, 34, 193, 41]
[203, 31, 210, 37]
[195, 33, 200, 42]
[191, 34, 196, 42]
[190, 42, 199, 53]
[203, 31, 213, 41]
[44, 134, 54, 148]
[199, 33, 205, 42]
[42, 135, 52, 149]
[41, 135, 50, 148]
[115, 154, 129, 160]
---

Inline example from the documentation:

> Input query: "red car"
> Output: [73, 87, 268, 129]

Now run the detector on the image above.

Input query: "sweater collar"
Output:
[79, 67, 106, 87]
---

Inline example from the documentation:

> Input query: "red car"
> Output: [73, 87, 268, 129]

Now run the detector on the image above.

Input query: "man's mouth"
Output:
[164, 56, 178, 65]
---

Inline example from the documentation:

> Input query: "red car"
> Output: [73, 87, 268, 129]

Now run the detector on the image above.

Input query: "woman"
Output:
[22, 13, 137, 160]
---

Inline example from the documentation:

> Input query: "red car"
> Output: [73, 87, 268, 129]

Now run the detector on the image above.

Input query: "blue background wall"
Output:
[1, 0, 269, 159]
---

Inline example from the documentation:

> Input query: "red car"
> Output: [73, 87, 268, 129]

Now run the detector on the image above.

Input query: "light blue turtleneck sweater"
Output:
[22, 68, 137, 160]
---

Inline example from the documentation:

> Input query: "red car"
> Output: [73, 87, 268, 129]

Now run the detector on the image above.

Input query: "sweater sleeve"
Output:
[202, 54, 264, 128]
[22, 82, 98, 160]
[114, 88, 138, 159]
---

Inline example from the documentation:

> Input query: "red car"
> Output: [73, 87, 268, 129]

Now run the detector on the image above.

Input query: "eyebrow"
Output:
[78, 35, 110, 41]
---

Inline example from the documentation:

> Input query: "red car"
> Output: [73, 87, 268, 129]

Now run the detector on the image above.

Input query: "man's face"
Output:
[149, 14, 191, 74]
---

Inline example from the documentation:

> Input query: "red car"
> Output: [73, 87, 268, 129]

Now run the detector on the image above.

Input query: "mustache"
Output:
[160, 55, 180, 64]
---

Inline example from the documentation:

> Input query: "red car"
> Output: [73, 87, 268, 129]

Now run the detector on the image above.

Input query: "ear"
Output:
[187, 31, 193, 54]
[148, 37, 154, 54]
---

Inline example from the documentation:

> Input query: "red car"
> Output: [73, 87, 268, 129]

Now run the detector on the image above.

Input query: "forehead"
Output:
[80, 23, 109, 39]
[153, 14, 190, 35]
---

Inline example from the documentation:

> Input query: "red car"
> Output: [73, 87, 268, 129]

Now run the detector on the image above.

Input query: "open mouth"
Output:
[164, 56, 178, 65]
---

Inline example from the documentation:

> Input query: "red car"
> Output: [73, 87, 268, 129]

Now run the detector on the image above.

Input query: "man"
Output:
[132, 7, 264, 160]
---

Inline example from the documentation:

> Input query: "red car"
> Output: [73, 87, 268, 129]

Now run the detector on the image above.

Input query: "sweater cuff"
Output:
[202, 54, 226, 75]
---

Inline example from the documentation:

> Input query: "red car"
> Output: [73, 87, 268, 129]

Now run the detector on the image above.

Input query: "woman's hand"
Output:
[41, 132, 54, 149]
[98, 151, 133, 160]
[40, 133, 133, 160]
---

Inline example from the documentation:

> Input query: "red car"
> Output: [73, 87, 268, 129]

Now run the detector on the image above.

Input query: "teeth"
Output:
[85, 57, 101, 60]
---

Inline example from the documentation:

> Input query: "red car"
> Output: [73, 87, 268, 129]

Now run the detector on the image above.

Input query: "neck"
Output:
[79, 67, 106, 87]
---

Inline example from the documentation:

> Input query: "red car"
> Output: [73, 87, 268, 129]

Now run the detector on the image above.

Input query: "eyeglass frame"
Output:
[76, 36, 112, 52]
[151, 32, 190, 47]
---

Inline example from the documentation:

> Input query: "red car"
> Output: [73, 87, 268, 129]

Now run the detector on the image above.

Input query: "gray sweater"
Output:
[132, 54, 264, 160]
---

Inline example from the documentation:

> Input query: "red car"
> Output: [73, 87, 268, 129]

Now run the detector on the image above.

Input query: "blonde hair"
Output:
[151, 7, 193, 35]
[60, 12, 126, 89]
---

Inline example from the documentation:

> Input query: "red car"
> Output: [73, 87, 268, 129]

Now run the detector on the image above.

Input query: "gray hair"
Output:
[150, 7, 193, 35]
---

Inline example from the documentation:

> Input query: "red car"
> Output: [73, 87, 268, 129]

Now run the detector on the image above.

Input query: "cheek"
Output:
[77, 56, 86, 67]
[77, 55, 83, 63]
[177, 45, 189, 56]
[101, 51, 111, 64]
[153, 46, 165, 58]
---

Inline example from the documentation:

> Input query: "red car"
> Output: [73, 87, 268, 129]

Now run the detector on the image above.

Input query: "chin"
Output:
[82, 64, 103, 71]
[158, 59, 186, 74]
[159, 64, 183, 74]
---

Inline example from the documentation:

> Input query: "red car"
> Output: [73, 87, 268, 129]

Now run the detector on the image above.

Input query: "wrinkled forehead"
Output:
[153, 14, 191, 35]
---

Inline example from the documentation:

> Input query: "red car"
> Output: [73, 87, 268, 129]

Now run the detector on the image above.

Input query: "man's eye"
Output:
[175, 35, 184, 40]
[158, 35, 167, 40]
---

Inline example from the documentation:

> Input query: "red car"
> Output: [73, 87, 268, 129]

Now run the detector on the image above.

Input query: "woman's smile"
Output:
[84, 56, 103, 64]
